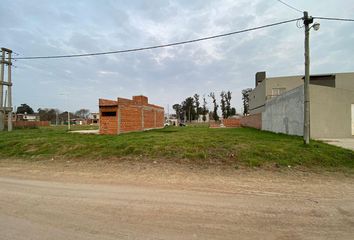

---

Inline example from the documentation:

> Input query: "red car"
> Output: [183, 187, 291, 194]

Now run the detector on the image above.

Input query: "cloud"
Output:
[1, 0, 353, 113]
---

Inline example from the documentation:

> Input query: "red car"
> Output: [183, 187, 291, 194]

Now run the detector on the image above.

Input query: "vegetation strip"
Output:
[0, 125, 353, 170]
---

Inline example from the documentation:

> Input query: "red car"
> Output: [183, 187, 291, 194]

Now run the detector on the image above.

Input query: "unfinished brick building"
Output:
[99, 95, 164, 135]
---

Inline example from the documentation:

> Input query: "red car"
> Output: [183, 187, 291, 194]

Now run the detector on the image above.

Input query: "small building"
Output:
[99, 95, 164, 135]
[15, 113, 40, 121]
[245, 71, 354, 138]
[197, 114, 210, 123]
[87, 112, 99, 124]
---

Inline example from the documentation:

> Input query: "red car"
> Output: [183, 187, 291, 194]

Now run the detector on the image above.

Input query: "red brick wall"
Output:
[99, 96, 164, 135]
[13, 121, 50, 128]
[120, 105, 142, 133]
[143, 108, 155, 129]
[240, 113, 262, 129]
[133, 95, 148, 105]
[155, 110, 164, 128]
[99, 106, 118, 135]
[222, 118, 241, 128]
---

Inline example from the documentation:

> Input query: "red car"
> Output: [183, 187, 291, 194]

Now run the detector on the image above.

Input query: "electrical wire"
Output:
[313, 16, 354, 22]
[12, 18, 301, 60]
[276, 0, 303, 13]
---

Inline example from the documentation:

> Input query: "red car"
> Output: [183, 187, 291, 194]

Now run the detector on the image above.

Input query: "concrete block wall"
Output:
[262, 85, 304, 136]
[99, 96, 164, 135]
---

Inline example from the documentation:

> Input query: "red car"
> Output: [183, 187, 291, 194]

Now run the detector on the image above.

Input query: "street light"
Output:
[312, 22, 320, 31]
[303, 12, 319, 144]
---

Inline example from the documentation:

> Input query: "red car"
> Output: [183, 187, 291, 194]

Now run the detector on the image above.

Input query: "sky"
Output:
[1, 0, 354, 114]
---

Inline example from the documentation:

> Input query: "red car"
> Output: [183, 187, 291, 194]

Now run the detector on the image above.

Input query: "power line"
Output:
[13, 18, 301, 60]
[276, 0, 303, 13]
[313, 16, 354, 22]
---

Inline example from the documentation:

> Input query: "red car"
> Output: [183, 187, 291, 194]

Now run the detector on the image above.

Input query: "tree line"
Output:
[172, 91, 236, 122]
[16, 103, 91, 124]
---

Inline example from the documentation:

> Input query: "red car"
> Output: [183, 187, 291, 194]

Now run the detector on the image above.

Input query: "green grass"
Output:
[0, 125, 353, 170]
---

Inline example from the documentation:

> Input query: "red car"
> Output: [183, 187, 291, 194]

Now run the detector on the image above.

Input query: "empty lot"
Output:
[1, 160, 354, 240]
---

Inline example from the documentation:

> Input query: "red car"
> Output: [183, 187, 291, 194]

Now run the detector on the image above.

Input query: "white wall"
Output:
[262, 86, 304, 136]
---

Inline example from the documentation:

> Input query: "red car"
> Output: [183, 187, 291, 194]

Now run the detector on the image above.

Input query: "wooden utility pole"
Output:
[0, 48, 13, 131]
[303, 12, 312, 144]
[68, 111, 71, 130]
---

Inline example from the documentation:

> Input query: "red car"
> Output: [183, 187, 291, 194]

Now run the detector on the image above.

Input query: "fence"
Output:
[12, 121, 50, 128]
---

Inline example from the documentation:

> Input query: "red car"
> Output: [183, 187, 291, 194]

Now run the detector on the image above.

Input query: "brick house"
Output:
[99, 95, 164, 135]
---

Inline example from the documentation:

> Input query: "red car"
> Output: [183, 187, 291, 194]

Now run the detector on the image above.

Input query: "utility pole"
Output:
[303, 11, 311, 145]
[0, 49, 4, 131]
[67, 111, 71, 130]
[303, 12, 317, 144]
[189, 106, 191, 123]
[60, 93, 71, 131]
[167, 104, 170, 121]
[0, 48, 13, 132]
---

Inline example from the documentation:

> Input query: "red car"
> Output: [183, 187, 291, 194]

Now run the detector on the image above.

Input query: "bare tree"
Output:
[208, 92, 219, 121]
[226, 91, 232, 117]
[202, 95, 208, 122]
[75, 109, 90, 119]
[220, 91, 227, 119]
[194, 94, 200, 121]
[242, 88, 253, 116]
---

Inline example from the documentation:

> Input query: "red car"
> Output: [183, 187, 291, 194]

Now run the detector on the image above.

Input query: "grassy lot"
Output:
[0, 125, 353, 170]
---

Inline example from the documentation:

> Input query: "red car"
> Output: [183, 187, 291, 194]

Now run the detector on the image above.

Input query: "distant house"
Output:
[197, 114, 210, 123]
[15, 113, 40, 121]
[88, 112, 99, 124]
[244, 71, 354, 138]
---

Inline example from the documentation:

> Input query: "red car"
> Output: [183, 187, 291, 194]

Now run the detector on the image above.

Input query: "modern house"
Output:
[99, 95, 164, 135]
[246, 71, 354, 138]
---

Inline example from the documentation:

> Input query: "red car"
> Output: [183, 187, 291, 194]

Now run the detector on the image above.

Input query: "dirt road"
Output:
[1, 160, 354, 239]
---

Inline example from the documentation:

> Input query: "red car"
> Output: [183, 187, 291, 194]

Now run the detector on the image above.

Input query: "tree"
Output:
[230, 107, 236, 116]
[59, 111, 75, 123]
[242, 88, 253, 116]
[37, 108, 60, 123]
[220, 91, 227, 119]
[194, 94, 200, 121]
[202, 96, 208, 122]
[181, 97, 196, 122]
[75, 109, 90, 119]
[226, 91, 232, 118]
[172, 104, 182, 121]
[17, 103, 34, 114]
[208, 92, 219, 121]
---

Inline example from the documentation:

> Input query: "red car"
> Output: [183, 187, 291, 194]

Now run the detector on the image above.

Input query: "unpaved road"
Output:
[1, 160, 354, 239]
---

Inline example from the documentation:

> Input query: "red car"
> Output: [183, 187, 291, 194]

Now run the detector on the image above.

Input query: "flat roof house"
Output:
[247, 71, 354, 138]
[99, 95, 164, 135]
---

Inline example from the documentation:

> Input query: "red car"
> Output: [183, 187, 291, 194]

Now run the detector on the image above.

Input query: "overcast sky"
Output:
[1, 0, 353, 113]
